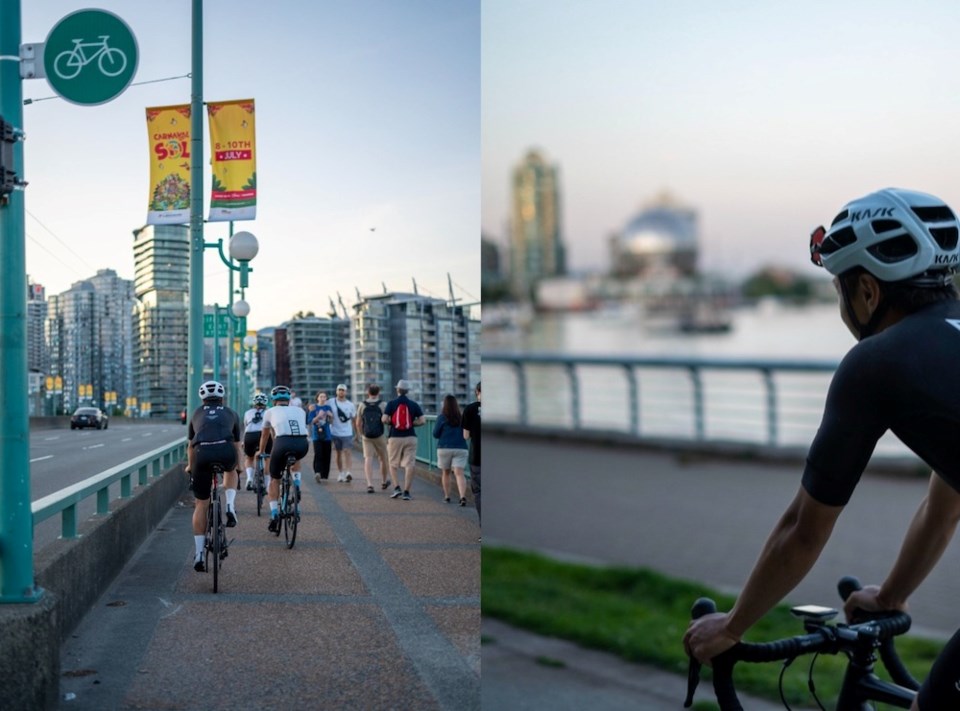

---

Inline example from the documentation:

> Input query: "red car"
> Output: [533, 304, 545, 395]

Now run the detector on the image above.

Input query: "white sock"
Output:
[226, 488, 237, 512]
[293, 472, 301, 485]
[245, 466, 253, 482]
[270, 501, 278, 516]
[194, 535, 205, 559]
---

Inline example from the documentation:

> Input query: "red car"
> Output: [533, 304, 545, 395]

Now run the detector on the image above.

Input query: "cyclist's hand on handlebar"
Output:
[843, 584, 907, 623]
[683, 612, 740, 665]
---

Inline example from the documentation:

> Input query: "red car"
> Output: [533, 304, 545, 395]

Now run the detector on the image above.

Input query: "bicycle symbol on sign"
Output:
[53, 35, 128, 80]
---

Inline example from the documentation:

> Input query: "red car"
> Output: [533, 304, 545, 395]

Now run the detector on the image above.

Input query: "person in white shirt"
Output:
[329, 383, 357, 482]
[241, 393, 270, 490]
[257, 385, 309, 533]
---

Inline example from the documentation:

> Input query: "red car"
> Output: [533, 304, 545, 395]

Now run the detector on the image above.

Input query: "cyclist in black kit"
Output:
[185, 380, 244, 571]
[684, 188, 960, 710]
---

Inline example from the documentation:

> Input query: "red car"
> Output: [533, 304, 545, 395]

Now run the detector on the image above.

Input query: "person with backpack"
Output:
[329, 384, 357, 483]
[433, 394, 469, 505]
[383, 379, 425, 501]
[356, 384, 390, 494]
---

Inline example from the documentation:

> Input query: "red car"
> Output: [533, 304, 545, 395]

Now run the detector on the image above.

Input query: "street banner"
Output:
[207, 99, 257, 222]
[145, 104, 192, 224]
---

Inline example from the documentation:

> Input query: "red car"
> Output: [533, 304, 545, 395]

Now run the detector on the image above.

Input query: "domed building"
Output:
[610, 191, 698, 278]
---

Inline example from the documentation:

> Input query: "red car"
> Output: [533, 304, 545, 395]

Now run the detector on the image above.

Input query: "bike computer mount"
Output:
[790, 604, 839, 622]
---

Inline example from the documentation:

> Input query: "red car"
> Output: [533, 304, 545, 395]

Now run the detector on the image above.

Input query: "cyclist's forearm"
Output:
[880, 474, 960, 608]
[728, 487, 840, 637]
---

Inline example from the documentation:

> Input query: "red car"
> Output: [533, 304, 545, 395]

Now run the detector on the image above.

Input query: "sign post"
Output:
[43, 9, 138, 106]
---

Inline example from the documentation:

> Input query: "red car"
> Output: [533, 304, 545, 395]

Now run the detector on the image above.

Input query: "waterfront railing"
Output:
[484, 351, 911, 458]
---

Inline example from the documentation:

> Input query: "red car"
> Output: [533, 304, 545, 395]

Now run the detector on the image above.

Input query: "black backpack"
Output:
[361, 400, 384, 438]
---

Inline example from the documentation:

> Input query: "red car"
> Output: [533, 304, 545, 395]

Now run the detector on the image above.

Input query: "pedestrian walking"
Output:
[356, 384, 390, 494]
[461, 382, 481, 527]
[308, 391, 334, 483]
[433, 394, 469, 505]
[330, 384, 357, 482]
[384, 379, 425, 500]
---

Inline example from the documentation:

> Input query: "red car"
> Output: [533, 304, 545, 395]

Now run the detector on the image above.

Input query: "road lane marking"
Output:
[83, 443, 105, 450]
[122, 437, 132, 442]
[43, 436, 60, 441]
[142, 432, 154, 437]
[30, 455, 54, 463]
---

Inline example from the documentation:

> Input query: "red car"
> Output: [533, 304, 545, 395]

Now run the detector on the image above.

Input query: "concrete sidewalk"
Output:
[58, 455, 480, 710]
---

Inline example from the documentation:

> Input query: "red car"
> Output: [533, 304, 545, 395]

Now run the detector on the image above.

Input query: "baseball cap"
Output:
[395, 379, 411, 390]
[336, 384, 347, 391]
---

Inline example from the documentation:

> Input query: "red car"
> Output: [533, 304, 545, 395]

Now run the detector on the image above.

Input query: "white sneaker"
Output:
[337, 473, 345, 482]
[345, 471, 352, 482]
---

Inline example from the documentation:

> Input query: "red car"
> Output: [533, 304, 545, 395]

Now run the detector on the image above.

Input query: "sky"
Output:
[19, 0, 479, 330]
[482, 0, 960, 282]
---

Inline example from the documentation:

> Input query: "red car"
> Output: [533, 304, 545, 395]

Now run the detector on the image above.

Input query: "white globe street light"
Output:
[232, 299, 250, 318]
[228, 231, 259, 262]
[243, 335, 257, 348]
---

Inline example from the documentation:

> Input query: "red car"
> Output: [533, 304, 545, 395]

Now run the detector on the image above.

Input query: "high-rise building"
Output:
[254, 327, 276, 393]
[281, 316, 351, 399]
[510, 149, 566, 300]
[26, 277, 48, 375]
[46, 269, 134, 413]
[351, 292, 480, 414]
[132, 224, 189, 418]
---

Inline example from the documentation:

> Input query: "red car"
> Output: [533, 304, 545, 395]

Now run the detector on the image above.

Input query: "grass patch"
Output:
[483, 547, 940, 709]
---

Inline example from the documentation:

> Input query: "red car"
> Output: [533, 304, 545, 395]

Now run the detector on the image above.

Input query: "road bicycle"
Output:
[254, 453, 268, 517]
[53, 36, 128, 80]
[272, 453, 300, 550]
[685, 576, 921, 710]
[205, 463, 231, 593]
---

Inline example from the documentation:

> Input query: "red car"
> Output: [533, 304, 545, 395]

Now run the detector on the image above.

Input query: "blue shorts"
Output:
[332, 435, 353, 451]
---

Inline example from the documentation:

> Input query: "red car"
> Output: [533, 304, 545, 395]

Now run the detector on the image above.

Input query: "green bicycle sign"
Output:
[43, 9, 138, 106]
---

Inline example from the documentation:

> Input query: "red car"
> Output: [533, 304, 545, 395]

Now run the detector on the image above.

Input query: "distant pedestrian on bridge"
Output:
[434, 394, 469, 506]
[384, 379, 425, 500]
[330, 384, 357, 482]
[685, 188, 960, 709]
[308, 391, 334, 482]
[357, 384, 390, 493]
[461, 382, 481, 526]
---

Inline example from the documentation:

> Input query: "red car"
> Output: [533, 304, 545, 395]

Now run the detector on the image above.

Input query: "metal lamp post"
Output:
[242, 333, 258, 405]
[231, 298, 250, 411]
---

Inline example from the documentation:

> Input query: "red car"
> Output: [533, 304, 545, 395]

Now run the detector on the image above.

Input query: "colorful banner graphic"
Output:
[207, 99, 257, 222]
[145, 104, 192, 225]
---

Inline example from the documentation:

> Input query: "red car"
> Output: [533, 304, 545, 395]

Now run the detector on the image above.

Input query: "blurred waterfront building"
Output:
[609, 191, 698, 278]
[350, 291, 480, 414]
[27, 277, 49, 375]
[47, 269, 134, 413]
[132, 224, 189, 418]
[279, 315, 351, 400]
[254, 327, 276, 393]
[510, 149, 566, 300]
[481, 234, 509, 301]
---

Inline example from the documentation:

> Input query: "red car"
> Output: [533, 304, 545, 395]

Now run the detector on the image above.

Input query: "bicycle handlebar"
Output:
[685, 576, 915, 710]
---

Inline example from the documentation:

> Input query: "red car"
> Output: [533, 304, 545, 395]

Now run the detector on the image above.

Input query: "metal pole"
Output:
[187, 0, 204, 416]
[212, 304, 220, 385]
[0, 0, 40, 601]
[226, 222, 235, 411]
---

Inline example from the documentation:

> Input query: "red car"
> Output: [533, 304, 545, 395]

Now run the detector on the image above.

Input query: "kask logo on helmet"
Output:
[849, 207, 895, 222]
[934, 254, 959, 264]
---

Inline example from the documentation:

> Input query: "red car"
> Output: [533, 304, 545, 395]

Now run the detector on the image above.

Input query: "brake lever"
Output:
[685, 597, 717, 707]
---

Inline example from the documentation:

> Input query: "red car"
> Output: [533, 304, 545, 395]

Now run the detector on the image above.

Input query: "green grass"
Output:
[482, 547, 942, 709]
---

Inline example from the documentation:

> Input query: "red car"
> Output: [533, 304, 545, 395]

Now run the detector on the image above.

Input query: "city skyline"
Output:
[482, 0, 960, 282]
[20, 1, 479, 330]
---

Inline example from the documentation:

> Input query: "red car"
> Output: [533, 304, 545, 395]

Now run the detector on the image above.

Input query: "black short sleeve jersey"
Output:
[188, 404, 242, 445]
[803, 300, 960, 506]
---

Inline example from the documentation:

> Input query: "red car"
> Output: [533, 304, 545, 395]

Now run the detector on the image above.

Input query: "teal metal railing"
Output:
[31, 438, 188, 539]
[416, 415, 440, 467]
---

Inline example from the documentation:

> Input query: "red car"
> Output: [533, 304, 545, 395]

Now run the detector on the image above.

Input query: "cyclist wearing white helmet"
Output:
[241, 393, 271, 491]
[257, 385, 309, 532]
[185, 380, 243, 571]
[686, 188, 960, 709]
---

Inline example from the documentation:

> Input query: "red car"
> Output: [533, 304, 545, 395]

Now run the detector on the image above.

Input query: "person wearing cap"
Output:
[685, 188, 960, 708]
[329, 384, 357, 483]
[383, 379, 426, 500]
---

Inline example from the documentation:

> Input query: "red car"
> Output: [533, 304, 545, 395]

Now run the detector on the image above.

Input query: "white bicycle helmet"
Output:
[270, 385, 291, 402]
[199, 380, 225, 401]
[810, 188, 960, 285]
[253, 393, 269, 407]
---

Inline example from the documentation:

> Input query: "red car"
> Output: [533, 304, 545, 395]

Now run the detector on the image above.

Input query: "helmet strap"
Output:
[838, 277, 889, 340]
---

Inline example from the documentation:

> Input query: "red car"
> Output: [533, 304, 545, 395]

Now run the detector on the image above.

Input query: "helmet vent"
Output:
[911, 205, 956, 223]
[821, 226, 856, 255]
[930, 226, 959, 251]
[867, 235, 918, 263]
[871, 220, 901, 234]
[830, 210, 848, 227]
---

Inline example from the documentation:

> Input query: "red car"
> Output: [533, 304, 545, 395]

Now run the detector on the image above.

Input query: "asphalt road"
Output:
[29, 422, 186, 551]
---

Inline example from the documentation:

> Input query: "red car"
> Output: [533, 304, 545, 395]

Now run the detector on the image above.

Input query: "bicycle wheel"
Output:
[211, 498, 221, 593]
[283, 484, 298, 549]
[255, 463, 264, 517]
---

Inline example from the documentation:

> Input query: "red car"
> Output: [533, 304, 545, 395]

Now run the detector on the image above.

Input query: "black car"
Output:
[71, 407, 109, 430]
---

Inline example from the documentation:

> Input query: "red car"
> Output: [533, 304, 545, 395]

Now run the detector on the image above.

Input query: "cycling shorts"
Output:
[269, 435, 308, 479]
[243, 431, 273, 457]
[918, 627, 960, 710]
[193, 440, 237, 501]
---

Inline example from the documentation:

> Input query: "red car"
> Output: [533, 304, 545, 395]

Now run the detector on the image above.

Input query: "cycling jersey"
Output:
[803, 300, 960, 507]
[188, 404, 242, 446]
[263, 404, 307, 438]
[243, 407, 267, 434]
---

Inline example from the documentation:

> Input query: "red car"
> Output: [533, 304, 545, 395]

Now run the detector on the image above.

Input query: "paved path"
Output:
[58, 456, 480, 710]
